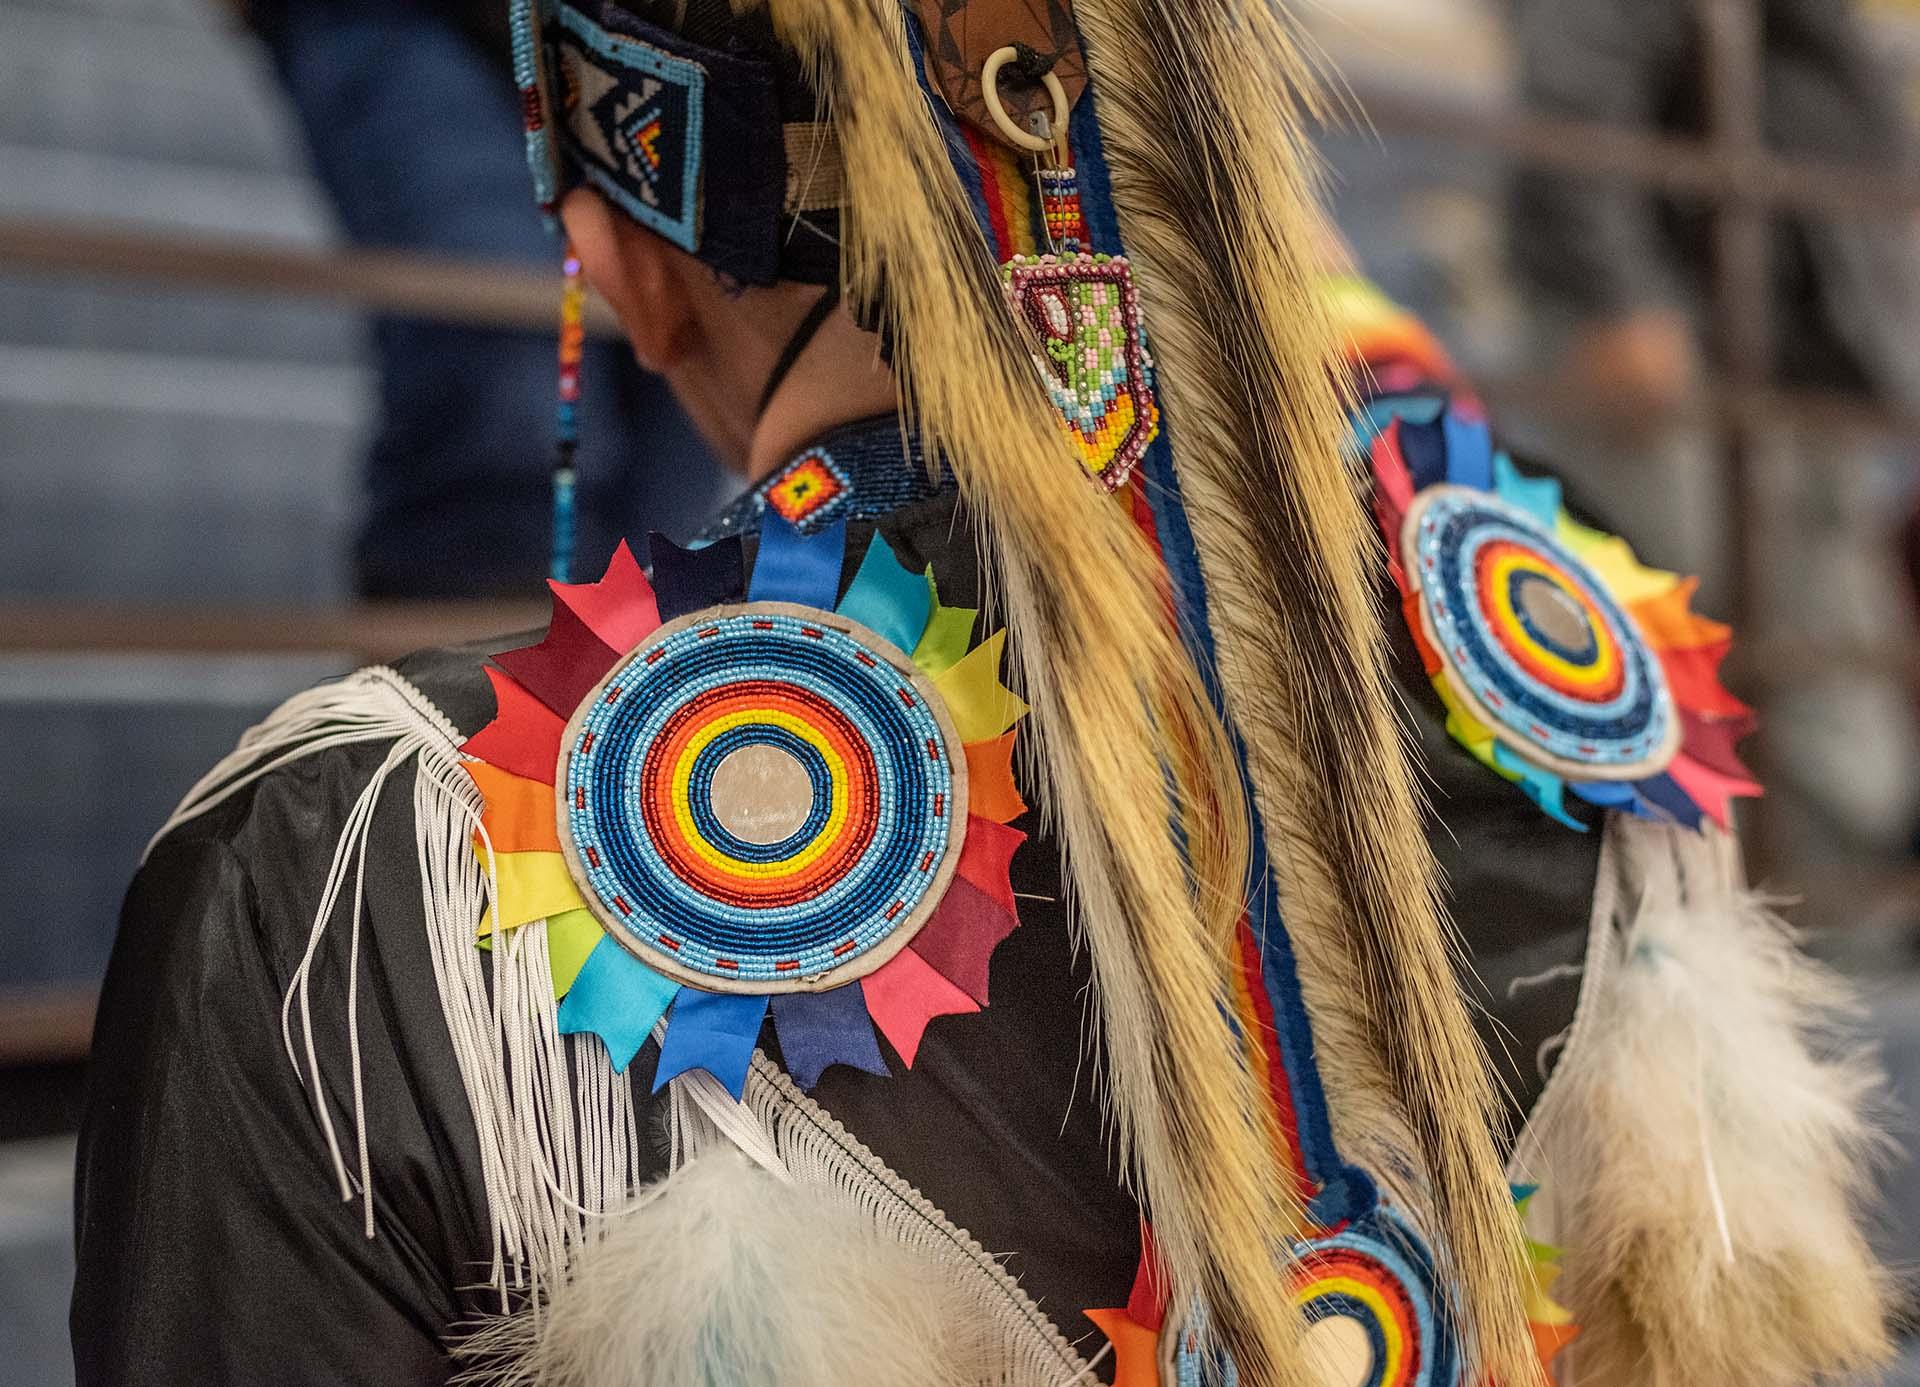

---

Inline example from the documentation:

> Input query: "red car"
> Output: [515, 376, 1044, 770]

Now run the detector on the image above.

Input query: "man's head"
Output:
[523, 0, 888, 477]
[560, 187, 895, 481]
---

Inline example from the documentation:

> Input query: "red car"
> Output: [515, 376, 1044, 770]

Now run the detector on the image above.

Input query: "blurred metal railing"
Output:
[0, 988, 96, 1068]
[3, 0, 1918, 1060]
[0, 218, 623, 336]
[0, 597, 547, 663]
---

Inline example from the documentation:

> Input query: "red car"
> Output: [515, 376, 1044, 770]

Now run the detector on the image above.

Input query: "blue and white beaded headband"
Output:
[510, 0, 842, 286]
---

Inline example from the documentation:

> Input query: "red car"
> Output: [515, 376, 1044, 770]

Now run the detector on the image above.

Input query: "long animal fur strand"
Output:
[1070, 1, 1535, 1379]
[751, 2, 1346, 1381]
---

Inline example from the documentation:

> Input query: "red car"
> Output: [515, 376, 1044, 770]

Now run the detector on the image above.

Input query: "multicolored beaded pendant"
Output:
[461, 521, 1030, 1097]
[1003, 248, 1160, 492]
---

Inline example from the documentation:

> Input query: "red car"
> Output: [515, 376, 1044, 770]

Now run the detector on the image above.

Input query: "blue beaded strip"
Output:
[903, 17, 1460, 1378]
[702, 416, 954, 541]
[1051, 56, 1375, 1229]
[508, 0, 562, 210]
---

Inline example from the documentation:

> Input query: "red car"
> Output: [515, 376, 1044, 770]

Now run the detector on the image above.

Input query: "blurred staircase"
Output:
[0, 5, 367, 1381]
[0, 0, 367, 995]
[0, 0, 364, 606]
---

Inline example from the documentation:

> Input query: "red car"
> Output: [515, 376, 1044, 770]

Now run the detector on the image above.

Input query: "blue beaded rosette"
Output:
[460, 518, 1030, 1096]
[1338, 278, 1759, 832]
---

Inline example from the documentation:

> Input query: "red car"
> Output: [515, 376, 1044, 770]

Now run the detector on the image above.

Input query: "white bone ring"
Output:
[980, 46, 1071, 154]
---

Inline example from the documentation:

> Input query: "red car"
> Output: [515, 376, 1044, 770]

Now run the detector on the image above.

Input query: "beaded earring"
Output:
[550, 247, 586, 583]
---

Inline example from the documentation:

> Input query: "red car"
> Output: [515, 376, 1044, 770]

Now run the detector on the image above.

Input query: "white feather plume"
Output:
[1541, 820, 1891, 1386]
[455, 1150, 997, 1387]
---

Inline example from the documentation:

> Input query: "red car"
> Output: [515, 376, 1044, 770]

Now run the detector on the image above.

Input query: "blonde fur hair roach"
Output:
[752, 0, 1345, 1380]
[1066, 1, 1533, 1381]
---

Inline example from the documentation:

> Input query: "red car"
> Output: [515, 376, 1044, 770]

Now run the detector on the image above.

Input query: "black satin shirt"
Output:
[71, 493, 1597, 1384]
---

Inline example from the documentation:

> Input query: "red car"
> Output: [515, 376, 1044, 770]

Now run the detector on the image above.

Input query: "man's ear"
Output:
[560, 187, 696, 372]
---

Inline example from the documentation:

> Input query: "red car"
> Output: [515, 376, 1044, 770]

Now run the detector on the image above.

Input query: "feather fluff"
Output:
[455, 1151, 994, 1387]
[1542, 820, 1892, 1386]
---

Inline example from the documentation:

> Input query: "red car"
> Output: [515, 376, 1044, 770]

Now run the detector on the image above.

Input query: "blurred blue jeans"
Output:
[259, 0, 724, 596]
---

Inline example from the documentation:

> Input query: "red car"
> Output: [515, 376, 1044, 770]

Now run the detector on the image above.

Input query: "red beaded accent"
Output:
[1039, 166, 1089, 247]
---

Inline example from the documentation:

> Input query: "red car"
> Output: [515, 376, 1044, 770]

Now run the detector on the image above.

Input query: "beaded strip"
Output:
[509, 0, 561, 210]
[700, 418, 953, 541]
[1038, 166, 1088, 250]
[550, 248, 585, 582]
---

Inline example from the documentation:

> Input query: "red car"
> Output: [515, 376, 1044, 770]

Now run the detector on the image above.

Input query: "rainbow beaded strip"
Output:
[1403, 485, 1677, 779]
[1039, 166, 1089, 248]
[562, 605, 964, 986]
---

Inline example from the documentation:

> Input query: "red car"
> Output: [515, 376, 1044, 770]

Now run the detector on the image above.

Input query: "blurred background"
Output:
[1, 0, 1918, 1382]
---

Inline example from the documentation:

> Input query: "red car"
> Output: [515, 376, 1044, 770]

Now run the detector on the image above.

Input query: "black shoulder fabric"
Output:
[74, 766, 493, 1386]
[1382, 558, 1600, 1138]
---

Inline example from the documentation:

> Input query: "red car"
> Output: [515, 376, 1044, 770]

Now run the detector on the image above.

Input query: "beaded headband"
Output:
[511, 0, 842, 285]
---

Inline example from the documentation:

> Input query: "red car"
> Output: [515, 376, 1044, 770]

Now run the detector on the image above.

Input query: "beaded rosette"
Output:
[461, 521, 1030, 1096]
[1365, 405, 1758, 832]
[1091, 1192, 1576, 1386]
[1089, 1195, 1582, 1387]
[1088, 1209, 1470, 1387]
[1282, 1211, 1458, 1387]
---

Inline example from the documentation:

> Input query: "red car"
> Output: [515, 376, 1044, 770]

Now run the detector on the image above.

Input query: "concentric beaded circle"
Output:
[1402, 484, 1677, 780]
[558, 603, 967, 991]
[1288, 1220, 1446, 1387]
